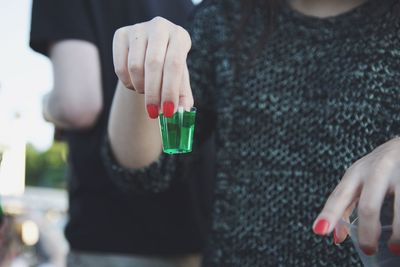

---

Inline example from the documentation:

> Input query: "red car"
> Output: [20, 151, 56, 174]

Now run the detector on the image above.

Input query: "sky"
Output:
[0, 0, 54, 151]
[0, 0, 202, 152]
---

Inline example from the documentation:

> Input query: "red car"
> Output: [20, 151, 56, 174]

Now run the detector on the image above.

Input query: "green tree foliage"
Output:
[25, 142, 68, 189]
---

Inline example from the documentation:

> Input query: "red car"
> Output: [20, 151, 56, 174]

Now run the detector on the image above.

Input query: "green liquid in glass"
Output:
[159, 108, 196, 154]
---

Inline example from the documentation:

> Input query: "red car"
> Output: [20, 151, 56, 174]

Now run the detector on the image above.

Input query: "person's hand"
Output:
[313, 137, 400, 256]
[113, 17, 193, 119]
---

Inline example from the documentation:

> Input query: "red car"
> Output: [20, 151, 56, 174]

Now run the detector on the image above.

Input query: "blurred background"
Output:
[0, 0, 202, 266]
[0, 0, 68, 266]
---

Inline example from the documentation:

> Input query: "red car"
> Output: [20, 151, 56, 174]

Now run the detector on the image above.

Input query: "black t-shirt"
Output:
[30, 0, 214, 255]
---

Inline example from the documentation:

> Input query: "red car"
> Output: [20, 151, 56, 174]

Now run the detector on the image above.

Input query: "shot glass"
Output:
[159, 107, 196, 154]
[339, 199, 399, 267]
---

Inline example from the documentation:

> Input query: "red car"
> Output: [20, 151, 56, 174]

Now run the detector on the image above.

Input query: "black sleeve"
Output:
[30, 0, 96, 57]
[101, 137, 178, 195]
[101, 3, 219, 195]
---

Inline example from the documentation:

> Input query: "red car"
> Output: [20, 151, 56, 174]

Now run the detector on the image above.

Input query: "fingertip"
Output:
[334, 230, 348, 245]
[361, 246, 377, 256]
[146, 104, 159, 119]
[313, 218, 330, 236]
[333, 229, 339, 245]
[163, 101, 175, 118]
[335, 220, 350, 245]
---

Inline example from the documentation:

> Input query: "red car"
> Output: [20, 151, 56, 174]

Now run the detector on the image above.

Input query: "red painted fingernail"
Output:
[163, 101, 175, 118]
[313, 219, 330, 236]
[333, 229, 339, 245]
[362, 246, 376, 256]
[389, 244, 400, 256]
[146, 104, 159, 119]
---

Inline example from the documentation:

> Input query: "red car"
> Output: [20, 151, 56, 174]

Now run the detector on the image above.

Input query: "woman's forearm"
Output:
[108, 81, 162, 169]
[109, 18, 192, 169]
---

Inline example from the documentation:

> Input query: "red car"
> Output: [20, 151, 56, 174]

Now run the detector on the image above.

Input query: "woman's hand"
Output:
[113, 17, 193, 119]
[313, 137, 400, 256]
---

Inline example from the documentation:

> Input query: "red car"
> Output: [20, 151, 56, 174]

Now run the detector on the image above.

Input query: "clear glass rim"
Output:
[176, 106, 196, 113]
[339, 218, 393, 231]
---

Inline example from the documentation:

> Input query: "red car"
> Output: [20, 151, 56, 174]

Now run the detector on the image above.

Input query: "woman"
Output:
[104, 0, 400, 265]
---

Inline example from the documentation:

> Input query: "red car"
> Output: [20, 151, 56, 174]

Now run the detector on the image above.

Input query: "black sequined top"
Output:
[103, 0, 400, 266]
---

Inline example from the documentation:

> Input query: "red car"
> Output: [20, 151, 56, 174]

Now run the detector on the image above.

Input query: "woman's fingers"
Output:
[113, 27, 134, 90]
[113, 17, 192, 119]
[161, 26, 192, 117]
[178, 64, 194, 111]
[144, 18, 170, 118]
[127, 24, 147, 94]
[315, 138, 400, 255]
[357, 171, 390, 255]
[313, 167, 361, 236]
[334, 202, 356, 245]
[389, 185, 400, 255]
[334, 221, 348, 245]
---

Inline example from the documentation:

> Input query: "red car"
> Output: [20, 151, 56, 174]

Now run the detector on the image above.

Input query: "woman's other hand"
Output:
[313, 137, 400, 256]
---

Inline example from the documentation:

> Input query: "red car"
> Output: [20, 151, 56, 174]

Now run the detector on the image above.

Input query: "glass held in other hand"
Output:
[338, 197, 400, 267]
[159, 107, 196, 154]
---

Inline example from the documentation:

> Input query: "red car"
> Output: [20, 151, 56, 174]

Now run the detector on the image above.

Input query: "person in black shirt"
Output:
[0, 215, 18, 267]
[30, 1, 213, 266]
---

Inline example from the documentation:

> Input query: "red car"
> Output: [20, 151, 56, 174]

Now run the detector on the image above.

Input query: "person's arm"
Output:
[43, 40, 102, 129]
[108, 81, 161, 168]
[30, 0, 100, 129]
[314, 137, 400, 255]
[109, 17, 193, 169]
[103, 6, 218, 194]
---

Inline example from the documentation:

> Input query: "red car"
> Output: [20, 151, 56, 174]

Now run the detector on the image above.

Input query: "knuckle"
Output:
[146, 56, 164, 70]
[127, 23, 146, 38]
[166, 57, 183, 70]
[174, 26, 192, 49]
[358, 203, 379, 219]
[128, 60, 144, 75]
[365, 157, 395, 180]
[151, 16, 164, 23]
[151, 16, 168, 28]
[377, 155, 396, 170]
[331, 187, 352, 201]
[146, 94, 160, 104]
[113, 27, 126, 40]
[162, 90, 177, 101]
[179, 25, 190, 35]
[129, 23, 142, 32]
